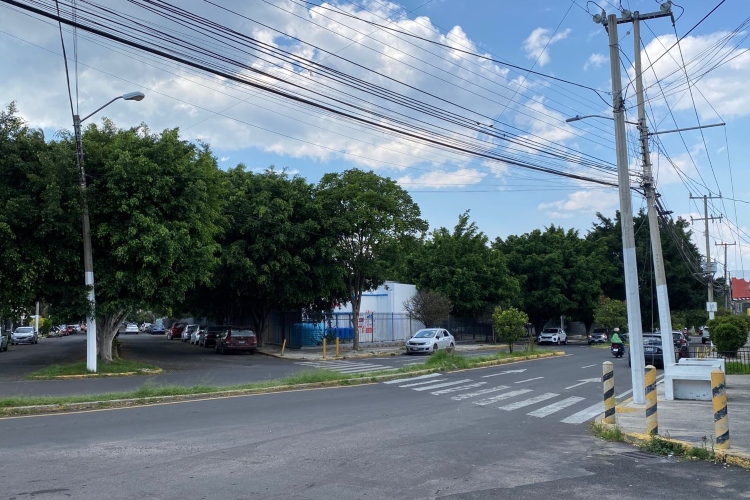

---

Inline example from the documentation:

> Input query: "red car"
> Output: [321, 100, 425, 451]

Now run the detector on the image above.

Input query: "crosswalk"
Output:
[295, 360, 398, 375]
[382, 373, 603, 425]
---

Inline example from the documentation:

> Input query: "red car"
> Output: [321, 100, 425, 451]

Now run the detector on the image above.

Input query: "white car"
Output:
[405, 328, 455, 355]
[124, 323, 139, 334]
[182, 324, 200, 342]
[140, 322, 151, 332]
[538, 327, 567, 345]
[701, 326, 710, 344]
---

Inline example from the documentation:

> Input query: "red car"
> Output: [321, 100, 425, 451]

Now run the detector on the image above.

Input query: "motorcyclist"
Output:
[610, 330, 624, 351]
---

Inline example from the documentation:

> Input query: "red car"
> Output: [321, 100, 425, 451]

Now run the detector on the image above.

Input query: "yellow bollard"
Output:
[645, 365, 658, 435]
[281, 339, 287, 356]
[336, 337, 340, 358]
[712, 369, 730, 449]
[602, 361, 615, 424]
[323, 337, 327, 360]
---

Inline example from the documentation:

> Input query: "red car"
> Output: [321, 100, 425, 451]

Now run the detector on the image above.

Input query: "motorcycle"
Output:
[610, 343, 625, 358]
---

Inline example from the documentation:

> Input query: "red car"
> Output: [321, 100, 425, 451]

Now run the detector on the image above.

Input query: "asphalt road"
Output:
[1, 353, 747, 500]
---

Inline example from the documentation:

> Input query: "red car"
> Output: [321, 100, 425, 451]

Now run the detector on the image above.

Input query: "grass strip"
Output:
[25, 359, 160, 380]
[0, 349, 556, 414]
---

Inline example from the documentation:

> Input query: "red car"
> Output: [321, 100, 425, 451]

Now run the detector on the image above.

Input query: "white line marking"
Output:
[412, 379, 474, 392]
[561, 402, 604, 424]
[452, 385, 510, 401]
[336, 367, 396, 374]
[564, 378, 601, 390]
[498, 393, 558, 411]
[581, 364, 596, 369]
[514, 377, 544, 384]
[382, 374, 441, 385]
[527, 396, 585, 417]
[398, 378, 448, 388]
[481, 369, 527, 378]
[473, 389, 532, 406]
[430, 382, 487, 395]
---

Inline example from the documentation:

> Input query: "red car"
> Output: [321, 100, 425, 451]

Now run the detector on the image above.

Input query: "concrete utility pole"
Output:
[715, 242, 736, 309]
[690, 194, 722, 320]
[601, 12, 647, 404]
[633, 11, 675, 367]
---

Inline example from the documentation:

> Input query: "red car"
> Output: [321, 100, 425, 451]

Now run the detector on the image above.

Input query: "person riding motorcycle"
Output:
[610, 331, 624, 350]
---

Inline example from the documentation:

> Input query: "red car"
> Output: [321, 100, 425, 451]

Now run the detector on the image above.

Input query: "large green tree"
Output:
[75, 120, 226, 361]
[495, 225, 611, 334]
[404, 211, 519, 318]
[317, 169, 427, 350]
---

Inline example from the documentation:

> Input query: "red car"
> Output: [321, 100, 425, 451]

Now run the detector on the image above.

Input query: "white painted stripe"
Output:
[398, 378, 448, 388]
[473, 389, 532, 406]
[412, 379, 473, 392]
[581, 364, 596, 369]
[561, 402, 604, 424]
[452, 385, 510, 401]
[527, 396, 585, 417]
[481, 369, 526, 378]
[514, 377, 544, 384]
[430, 382, 487, 395]
[382, 373, 442, 385]
[498, 393, 558, 411]
[336, 367, 395, 374]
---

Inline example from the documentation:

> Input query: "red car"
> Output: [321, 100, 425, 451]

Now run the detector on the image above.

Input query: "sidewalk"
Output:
[256, 342, 504, 360]
[603, 374, 750, 467]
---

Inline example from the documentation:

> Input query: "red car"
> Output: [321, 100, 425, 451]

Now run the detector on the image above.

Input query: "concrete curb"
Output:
[0, 351, 564, 417]
[594, 420, 750, 469]
[27, 368, 164, 380]
[257, 344, 521, 361]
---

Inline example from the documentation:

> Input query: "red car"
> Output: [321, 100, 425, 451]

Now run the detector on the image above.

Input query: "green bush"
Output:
[708, 315, 750, 354]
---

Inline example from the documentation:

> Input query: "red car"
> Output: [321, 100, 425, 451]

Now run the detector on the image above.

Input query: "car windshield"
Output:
[231, 330, 255, 337]
[186, 325, 199, 333]
[414, 330, 437, 338]
[643, 336, 662, 345]
[16, 327, 34, 333]
[542, 328, 558, 333]
[207, 326, 226, 333]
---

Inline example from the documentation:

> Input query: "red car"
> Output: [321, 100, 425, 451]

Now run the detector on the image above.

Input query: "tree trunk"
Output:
[248, 305, 270, 348]
[351, 294, 362, 351]
[97, 311, 126, 363]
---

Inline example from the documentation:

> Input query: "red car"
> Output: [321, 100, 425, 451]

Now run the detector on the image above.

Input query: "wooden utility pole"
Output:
[715, 242, 736, 309]
[690, 194, 722, 319]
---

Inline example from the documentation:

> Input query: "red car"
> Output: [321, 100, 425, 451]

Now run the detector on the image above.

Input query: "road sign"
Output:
[707, 302, 718, 312]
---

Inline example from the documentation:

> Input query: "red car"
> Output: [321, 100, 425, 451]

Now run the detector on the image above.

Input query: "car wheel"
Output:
[249, 349, 255, 355]
[220, 345, 226, 355]
[563, 338, 567, 345]
[448, 343, 455, 353]
[432, 345, 438, 354]
[557, 339, 560, 345]
[701, 338, 706, 344]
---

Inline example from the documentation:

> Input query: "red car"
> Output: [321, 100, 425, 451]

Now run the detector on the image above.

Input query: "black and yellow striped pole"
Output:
[645, 365, 658, 435]
[603, 361, 615, 424]
[712, 369, 730, 449]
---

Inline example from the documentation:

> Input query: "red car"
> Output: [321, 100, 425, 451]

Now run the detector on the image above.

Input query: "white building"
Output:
[335, 281, 417, 314]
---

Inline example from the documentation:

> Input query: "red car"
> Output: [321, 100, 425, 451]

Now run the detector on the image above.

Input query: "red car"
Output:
[166, 322, 188, 340]
[215, 327, 257, 354]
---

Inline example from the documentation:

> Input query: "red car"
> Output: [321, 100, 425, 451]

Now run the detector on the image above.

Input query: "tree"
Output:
[495, 225, 610, 334]
[492, 306, 528, 353]
[708, 315, 750, 354]
[74, 121, 226, 362]
[317, 169, 427, 350]
[404, 211, 519, 318]
[593, 296, 627, 334]
[403, 289, 452, 327]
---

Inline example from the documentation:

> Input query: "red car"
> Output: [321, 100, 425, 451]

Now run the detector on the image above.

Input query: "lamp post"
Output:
[74, 91, 145, 373]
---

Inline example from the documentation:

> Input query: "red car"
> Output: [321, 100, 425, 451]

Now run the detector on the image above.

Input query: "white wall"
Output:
[336, 281, 417, 314]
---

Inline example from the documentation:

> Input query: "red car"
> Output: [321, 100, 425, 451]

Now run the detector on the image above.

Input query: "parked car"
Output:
[124, 323, 139, 334]
[140, 323, 152, 332]
[215, 327, 257, 354]
[182, 324, 200, 342]
[537, 327, 567, 345]
[405, 328, 455, 355]
[199, 326, 228, 348]
[701, 326, 710, 344]
[150, 322, 166, 335]
[588, 328, 608, 345]
[166, 322, 187, 340]
[0, 330, 8, 351]
[190, 327, 204, 345]
[11, 326, 38, 345]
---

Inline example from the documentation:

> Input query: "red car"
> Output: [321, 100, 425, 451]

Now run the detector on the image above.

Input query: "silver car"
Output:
[11, 326, 38, 345]
[0, 331, 8, 351]
[190, 327, 203, 345]
[405, 328, 455, 355]
[182, 324, 200, 342]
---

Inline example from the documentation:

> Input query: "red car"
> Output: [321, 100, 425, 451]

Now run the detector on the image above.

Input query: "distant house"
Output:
[731, 277, 750, 316]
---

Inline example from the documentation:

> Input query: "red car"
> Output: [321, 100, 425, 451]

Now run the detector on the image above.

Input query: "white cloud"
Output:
[584, 53, 606, 70]
[220, 156, 230, 162]
[522, 27, 571, 67]
[538, 189, 618, 218]
[397, 168, 486, 189]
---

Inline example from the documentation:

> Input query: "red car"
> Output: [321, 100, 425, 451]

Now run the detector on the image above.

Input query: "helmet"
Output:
[613, 328, 619, 332]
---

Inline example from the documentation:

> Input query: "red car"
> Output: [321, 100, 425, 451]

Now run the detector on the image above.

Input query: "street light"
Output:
[73, 91, 145, 373]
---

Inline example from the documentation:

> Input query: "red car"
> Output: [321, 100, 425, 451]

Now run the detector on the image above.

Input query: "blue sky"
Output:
[1, 0, 748, 278]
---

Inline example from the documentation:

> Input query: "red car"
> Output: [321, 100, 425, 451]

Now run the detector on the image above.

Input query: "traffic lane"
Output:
[0, 333, 86, 381]
[1, 375, 747, 500]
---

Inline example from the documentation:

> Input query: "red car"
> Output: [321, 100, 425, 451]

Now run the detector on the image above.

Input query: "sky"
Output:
[1, 0, 749, 283]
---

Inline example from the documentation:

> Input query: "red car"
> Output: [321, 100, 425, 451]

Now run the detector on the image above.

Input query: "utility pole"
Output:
[715, 242, 736, 309]
[633, 11, 675, 368]
[690, 194, 722, 320]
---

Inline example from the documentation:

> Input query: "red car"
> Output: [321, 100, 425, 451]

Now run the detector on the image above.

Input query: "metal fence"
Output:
[684, 346, 750, 374]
